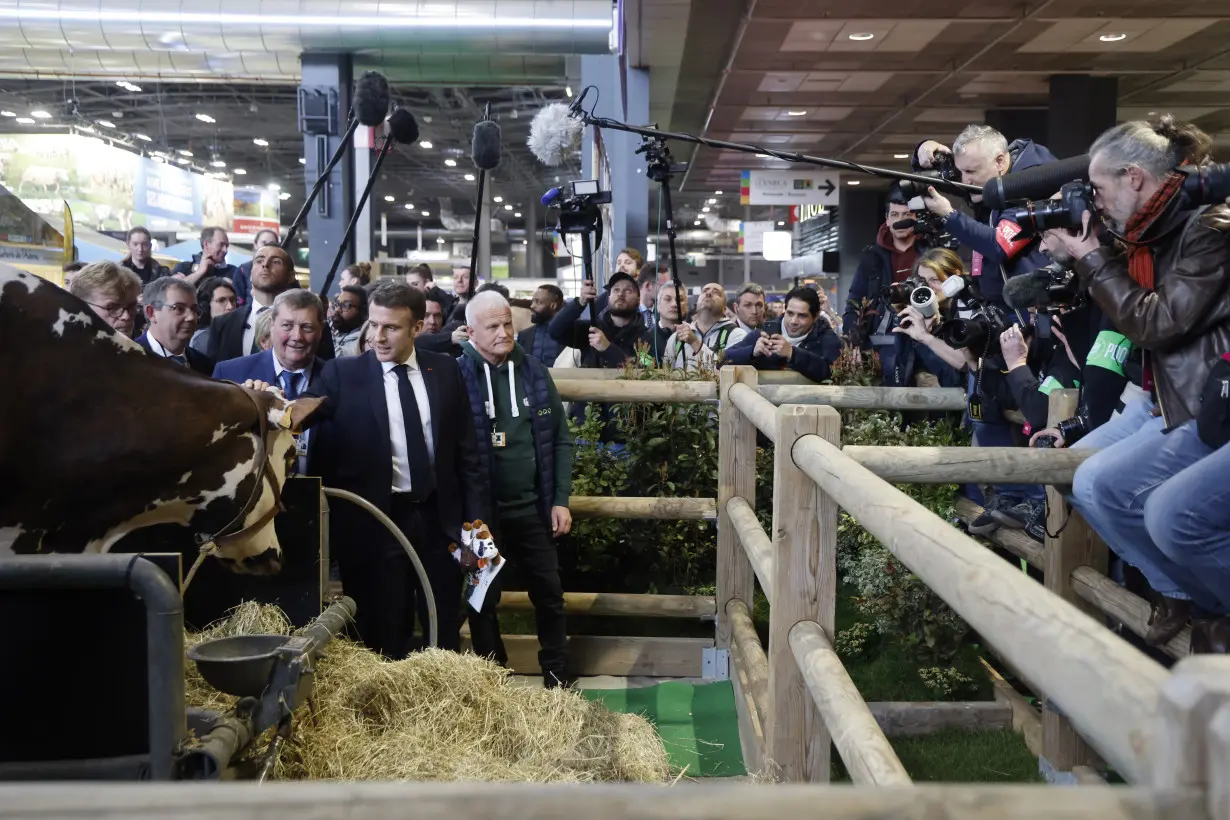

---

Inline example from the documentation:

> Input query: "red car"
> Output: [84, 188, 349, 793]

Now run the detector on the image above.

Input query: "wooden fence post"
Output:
[766, 403, 840, 782]
[1150, 656, 1230, 801]
[1041, 387, 1107, 779]
[716, 366, 759, 649]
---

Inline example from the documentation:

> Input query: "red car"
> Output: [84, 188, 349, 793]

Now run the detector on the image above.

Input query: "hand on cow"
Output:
[551, 506, 573, 537]
[242, 379, 274, 393]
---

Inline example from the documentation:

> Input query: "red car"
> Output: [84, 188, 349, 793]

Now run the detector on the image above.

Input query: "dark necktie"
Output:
[169, 354, 187, 366]
[392, 364, 435, 500]
[278, 370, 300, 400]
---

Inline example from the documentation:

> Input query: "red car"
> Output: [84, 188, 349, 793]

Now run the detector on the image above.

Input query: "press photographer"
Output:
[915, 125, 1057, 313]
[1045, 116, 1230, 651]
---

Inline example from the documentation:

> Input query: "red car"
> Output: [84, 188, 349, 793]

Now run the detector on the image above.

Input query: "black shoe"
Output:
[1190, 616, 1230, 654]
[990, 499, 1033, 530]
[543, 670, 575, 690]
[1023, 499, 1047, 544]
[968, 496, 1006, 535]
[1146, 596, 1191, 647]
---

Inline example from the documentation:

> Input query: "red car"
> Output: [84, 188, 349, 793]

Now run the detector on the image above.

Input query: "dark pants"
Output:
[339, 493, 462, 659]
[468, 513, 568, 674]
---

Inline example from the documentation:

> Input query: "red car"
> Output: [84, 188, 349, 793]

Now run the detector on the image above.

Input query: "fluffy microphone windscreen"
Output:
[528, 103, 584, 166]
[981, 154, 1091, 211]
[1003, 268, 1056, 311]
[388, 107, 419, 144]
[471, 120, 502, 171]
[354, 71, 391, 127]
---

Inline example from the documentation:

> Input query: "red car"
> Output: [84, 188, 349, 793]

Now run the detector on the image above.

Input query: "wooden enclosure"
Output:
[6, 366, 1229, 818]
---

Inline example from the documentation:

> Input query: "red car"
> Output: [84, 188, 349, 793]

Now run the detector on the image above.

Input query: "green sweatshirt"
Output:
[461, 341, 573, 519]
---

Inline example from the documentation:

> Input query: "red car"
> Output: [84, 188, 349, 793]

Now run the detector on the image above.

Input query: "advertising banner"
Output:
[232, 187, 279, 234]
[738, 220, 775, 254]
[740, 169, 839, 206]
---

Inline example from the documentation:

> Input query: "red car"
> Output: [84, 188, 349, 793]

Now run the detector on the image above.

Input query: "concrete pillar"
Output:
[300, 53, 355, 296]
[986, 109, 1049, 147]
[580, 55, 650, 275]
[1048, 75, 1118, 160]
[526, 201, 540, 279]
[836, 187, 882, 314]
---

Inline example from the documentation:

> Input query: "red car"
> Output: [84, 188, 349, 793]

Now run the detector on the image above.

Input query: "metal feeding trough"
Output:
[188, 634, 292, 697]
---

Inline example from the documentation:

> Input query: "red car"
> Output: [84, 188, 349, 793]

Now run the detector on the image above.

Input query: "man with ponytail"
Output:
[1048, 116, 1230, 652]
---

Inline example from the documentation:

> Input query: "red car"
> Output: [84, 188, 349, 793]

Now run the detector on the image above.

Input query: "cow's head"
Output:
[207, 388, 324, 575]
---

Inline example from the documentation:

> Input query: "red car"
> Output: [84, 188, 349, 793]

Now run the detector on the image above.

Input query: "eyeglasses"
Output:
[333, 300, 360, 311]
[154, 302, 195, 317]
[87, 300, 139, 319]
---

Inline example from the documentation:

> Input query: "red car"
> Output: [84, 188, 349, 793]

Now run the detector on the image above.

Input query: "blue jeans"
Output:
[1071, 417, 1219, 609]
[1070, 399, 1156, 540]
[1145, 442, 1230, 614]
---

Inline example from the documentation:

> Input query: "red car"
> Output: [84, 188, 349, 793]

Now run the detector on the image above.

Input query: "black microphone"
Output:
[387, 107, 419, 144]
[472, 119, 502, 171]
[1003, 267, 1058, 311]
[981, 155, 1090, 211]
[354, 71, 391, 127]
[892, 218, 918, 230]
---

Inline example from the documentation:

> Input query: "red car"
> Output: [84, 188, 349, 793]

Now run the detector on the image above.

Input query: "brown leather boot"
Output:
[1145, 596, 1191, 647]
[1190, 617, 1230, 654]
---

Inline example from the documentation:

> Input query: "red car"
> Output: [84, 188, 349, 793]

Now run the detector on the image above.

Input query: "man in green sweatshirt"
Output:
[457, 290, 575, 687]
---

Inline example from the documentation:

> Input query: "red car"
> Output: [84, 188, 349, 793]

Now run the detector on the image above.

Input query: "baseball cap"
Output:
[605, 271, 637, 290]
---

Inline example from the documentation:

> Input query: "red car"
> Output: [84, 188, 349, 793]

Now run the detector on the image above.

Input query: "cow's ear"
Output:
[279, 396, 325, 434]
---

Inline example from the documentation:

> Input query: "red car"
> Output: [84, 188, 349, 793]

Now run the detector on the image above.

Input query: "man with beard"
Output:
[331, 285, 368, 357]
[664, 282, 746, 372]
[207, 245, 325, 362]
[726, 286, 840, 383]
[517, 284, 565, 366]
[231, 228, 279, 306]
[642, 280, 683, 364]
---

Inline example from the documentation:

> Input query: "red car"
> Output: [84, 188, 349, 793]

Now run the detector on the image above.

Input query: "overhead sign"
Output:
[741, 169, 838, 206]
[791, 203, 830, 224]
[738, 220, 775, 254]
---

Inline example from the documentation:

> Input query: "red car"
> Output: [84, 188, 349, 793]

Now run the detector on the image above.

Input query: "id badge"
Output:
[492, 432, 507, 448]
[968, 395, 983, 421]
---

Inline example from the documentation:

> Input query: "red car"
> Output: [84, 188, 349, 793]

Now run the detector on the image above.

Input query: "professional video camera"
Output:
[892, 196, 960, 251]
[897, 147, 963, 200]
[1000, 179, 1095, 238]
[1003, 261, 1083, 313]
[543, 179, 612, 233]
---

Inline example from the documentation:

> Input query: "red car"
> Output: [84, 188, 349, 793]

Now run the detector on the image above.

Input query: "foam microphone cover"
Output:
[388, 107, 419, 144]
[981, 154, 1091, 211]
[354, 71, 391, 127]
[472, 120, 502, 171]
[1002, 268, 1056, 311]
[528, 102, 584, 166]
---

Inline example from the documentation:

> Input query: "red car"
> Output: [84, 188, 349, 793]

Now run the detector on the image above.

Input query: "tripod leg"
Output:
[283, 116, 359, 250]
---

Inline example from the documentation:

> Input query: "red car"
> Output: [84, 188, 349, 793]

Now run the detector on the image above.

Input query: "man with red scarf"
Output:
[1049, 116, 1230, 654]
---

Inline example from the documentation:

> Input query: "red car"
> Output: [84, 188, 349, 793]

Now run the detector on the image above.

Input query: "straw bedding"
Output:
[185, 602, 671, 783]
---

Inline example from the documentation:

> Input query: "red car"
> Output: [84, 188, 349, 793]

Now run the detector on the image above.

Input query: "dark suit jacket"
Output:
[135, 333, 213, 376]
[305, 349, 488, 565]
[208, 302, 337, 364]
[213, 350, 326, 466]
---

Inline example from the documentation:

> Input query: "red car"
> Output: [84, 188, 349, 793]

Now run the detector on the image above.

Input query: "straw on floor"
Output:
[185, 602, 671, 783]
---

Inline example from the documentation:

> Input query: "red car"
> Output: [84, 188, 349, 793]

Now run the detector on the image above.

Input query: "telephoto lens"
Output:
[910, 285, 938, 318]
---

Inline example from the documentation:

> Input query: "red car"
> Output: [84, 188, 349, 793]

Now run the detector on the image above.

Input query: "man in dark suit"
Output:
[213, 289, 328, 474]
[207, 245, 334, 363]
[135, 276, 213, 375]
[305, 281, 488, 658]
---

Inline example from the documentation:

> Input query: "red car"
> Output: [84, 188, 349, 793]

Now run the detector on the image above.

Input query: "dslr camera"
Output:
[933, 276, 1011, 357]
[1001, 179, 1095, 237]
[897, 146, 963, 200]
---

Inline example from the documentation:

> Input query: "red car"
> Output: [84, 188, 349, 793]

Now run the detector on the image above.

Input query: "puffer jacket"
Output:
[1075, 192, 1230, 428]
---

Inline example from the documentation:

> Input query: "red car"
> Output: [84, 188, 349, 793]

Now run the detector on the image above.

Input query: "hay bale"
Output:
[185, 604, 671, 783]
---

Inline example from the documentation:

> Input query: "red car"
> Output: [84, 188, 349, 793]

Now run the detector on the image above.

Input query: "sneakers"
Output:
[967, 495, 1007, 535]
[990, 498, 1034, 530]
[1023, 499, 1047, 544]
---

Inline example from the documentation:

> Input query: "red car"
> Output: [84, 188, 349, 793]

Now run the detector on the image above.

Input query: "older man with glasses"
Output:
[68, 261, 143, 338]
[135, 276, 214, 374]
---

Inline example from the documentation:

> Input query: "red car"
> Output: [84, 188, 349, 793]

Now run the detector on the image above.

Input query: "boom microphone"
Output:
[387, 107, 419, 144]
[1003, 268, 1056, 311]
[528, 103, 584, 166]
[354, 71, 391, 128]
[981, 154, 1091, 211]
[541, 187, 562, 206]
[472, 119, 502, 171]
[892, 218, 917, 231]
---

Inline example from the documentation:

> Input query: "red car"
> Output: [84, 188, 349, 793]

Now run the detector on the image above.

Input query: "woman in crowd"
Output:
[190, 276, 237, 354]
[890, 248, 971, 385]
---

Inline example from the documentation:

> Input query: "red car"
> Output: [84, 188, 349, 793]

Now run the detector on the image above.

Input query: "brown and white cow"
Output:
[0, 266, 319, 573]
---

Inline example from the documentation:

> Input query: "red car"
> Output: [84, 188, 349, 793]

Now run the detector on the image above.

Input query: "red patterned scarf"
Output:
[1120, 172, 1186, 290]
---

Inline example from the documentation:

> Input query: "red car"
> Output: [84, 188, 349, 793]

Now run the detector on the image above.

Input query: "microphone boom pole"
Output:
[282, 116, 360, 250]
[316, 134, 395, 300]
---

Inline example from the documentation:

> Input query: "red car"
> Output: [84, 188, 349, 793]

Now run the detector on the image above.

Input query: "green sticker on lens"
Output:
[1086, 330, 1131, 375]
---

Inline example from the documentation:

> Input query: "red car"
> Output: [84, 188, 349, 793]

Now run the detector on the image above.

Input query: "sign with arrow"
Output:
[741, 169, 840, 207]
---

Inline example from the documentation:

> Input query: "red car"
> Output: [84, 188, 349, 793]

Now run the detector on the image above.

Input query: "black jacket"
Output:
[518, 323, 565, 366]
[305, 349, 488, 565]
[724, 319, 841, 383]
[134, 332, 213, 376]
[171, 253, 241, 283]
[207, 301, 336, 364]
[120, 257, 169, 286]
[843, 242, 896, 347]
[547, 298, 644, 368]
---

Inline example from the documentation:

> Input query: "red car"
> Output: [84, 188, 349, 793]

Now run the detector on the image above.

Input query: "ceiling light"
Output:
[444, 158, 457, 167]
[134, 133, 151, 142]
[0, 9, 614, 30]
[404, 203, 414, 210]
[267, 183, 280, 191]
[893, 153, 909, 159]
[210, 159, 226, 167]
[175, 157, 190, 165]
[420, 210, 430, 216]
[419, 140, 433, 149]
[384, 195, 395, 202]
[756, 153, 770, 158]
[437, 238, 445, 244]
[0, 111, 14, 117]
[847, 179, 861, 185]
[152, 156, 166, 164]
[1099, 32, 1127, 42]
[708, 198, 717, 204]
[786, 110, 807, 117]
[464, 173, 476, 181]
[702, 206, 711, 213]
[15, 117, 34, 125]
[97, 119, 115, 128]
[279, 192, 291, 201]
[233, 168, 247, 175]
[116, 80, 142, 92]
[177, 148, 193, 157]
[30, 110, 51, 119]
[493, 196, 504, 203]
[715, 190, 723, 195]
[514, 212, 522, 217]
[504, 204, 513, 211]
[298, 157, 306, 164]
[195, 113, 216, 124]
[566, 86, 574, 98]
[693, 220, 702, 226]
[777, 221, 785, 226]
[848, 32, 875, 41]
[522, 240, 529, 246]
[253, 137, 269, 147]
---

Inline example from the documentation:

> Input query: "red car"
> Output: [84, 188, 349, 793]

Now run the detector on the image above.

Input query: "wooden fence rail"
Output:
[498, 592, 715, 619]
[569, 496, 717, 521]
[759, 385, 967, 412]
[844, 446, 1092, 485]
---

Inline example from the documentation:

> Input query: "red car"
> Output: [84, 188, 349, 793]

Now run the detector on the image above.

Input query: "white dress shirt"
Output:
[241, 295, 275, 356]
[274, 355, 312, 474]
[382, 350, 435, 493]
[145, 333, 186, 362]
